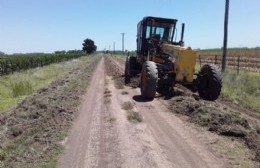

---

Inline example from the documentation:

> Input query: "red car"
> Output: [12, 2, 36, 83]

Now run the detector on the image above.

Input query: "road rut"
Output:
[58, 56, 228, 168]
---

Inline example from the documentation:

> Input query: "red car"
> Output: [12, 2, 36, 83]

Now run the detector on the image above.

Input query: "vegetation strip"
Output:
[0, 56, 100, 168]
[0, 56, 95, 113]
[221, 69, 260, 114]
[0, 53, 86, 75]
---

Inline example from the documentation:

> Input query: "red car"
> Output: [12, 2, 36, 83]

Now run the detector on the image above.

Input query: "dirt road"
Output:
[58, 56, 229, 168]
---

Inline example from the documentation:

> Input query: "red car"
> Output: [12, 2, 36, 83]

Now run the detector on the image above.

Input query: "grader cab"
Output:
[125, 16, 222, 100]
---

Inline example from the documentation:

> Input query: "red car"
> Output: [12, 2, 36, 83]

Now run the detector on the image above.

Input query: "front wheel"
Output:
[197, 64, 222, 101]
[140, 61, 158, 99]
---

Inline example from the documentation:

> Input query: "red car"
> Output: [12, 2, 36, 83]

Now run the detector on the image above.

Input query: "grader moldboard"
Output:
[125, 16, 222, 100]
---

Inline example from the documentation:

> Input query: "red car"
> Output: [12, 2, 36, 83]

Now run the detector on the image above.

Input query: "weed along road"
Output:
[58, 55, 230, 168]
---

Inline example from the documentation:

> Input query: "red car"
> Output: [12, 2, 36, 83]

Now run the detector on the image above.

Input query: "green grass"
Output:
[196, 63, 259, 113]
[121, 101, 134, 111]
[11, 81, 33, 97]
[112, 54, 127, 57]
[221, 69, 260, 113]
[0, 56, 94, 113]
[127, 111, 143, 123]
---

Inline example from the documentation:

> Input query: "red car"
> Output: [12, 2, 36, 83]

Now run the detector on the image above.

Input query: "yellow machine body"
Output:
[162, 44, 197, 83]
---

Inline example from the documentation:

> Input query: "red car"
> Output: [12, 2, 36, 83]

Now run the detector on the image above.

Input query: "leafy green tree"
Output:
[82, 38, 97, 54]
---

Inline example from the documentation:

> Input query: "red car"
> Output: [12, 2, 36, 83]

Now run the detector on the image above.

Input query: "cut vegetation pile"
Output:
[0, 56, 100, 167]
[104, 56, 124, 89]
[168, 94, 260, 162]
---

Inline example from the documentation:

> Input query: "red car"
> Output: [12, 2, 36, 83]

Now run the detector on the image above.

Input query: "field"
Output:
[0, 53, 84, 75]
[197, 48, 260, 72]
[0, 52, 259, 168]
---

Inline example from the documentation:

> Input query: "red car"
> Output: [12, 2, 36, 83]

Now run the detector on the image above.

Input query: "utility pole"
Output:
[121, 33, 125, 52]
[113, 42, 115, 53]
[222, 0, 229, 73]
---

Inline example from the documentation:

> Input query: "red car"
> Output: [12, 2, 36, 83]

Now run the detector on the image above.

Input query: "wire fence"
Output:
[197, 54, 260, 74]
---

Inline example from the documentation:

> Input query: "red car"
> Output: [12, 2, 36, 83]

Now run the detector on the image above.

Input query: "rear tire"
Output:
[125, 56, 137, 84]
[140, 61, 158, 99]
[197, 64, 222, 101]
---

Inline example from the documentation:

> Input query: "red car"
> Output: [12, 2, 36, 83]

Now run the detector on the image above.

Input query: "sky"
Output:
[0, 0, 260, 54]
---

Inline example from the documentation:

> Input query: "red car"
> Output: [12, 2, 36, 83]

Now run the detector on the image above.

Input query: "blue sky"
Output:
[0, 0, 259, 54]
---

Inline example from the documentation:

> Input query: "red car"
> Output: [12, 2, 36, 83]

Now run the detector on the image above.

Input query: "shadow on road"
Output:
[132, 95, 153, 102]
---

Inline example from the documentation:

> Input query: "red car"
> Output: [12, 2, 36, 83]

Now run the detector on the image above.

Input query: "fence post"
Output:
[215, 55, 217, 65]
[237, 56, 240, 75]
[199, 55, 202, 68]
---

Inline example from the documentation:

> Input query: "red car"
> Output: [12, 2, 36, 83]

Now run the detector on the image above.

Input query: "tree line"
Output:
[0, 38, 97, 75]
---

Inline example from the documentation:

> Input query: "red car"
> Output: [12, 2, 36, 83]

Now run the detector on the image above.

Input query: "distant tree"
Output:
[0, 51, 5, 56]
[82, 38, 97, 54]
[67, 50, 84, 54]
[55, 50, 66, 54]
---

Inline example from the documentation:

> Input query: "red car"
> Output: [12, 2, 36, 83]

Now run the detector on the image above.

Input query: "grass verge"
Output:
[195, 64, 260, 114]
[0, 55, 100, 168]
[0, 56, 94, 113]
[221, 69, 260, 114]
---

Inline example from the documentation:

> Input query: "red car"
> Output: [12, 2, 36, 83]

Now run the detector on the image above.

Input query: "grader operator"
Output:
[125, 16, 222, 100]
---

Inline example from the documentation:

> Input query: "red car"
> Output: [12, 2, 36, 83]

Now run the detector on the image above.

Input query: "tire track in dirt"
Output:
[59, 57, 122, 168]
[104, 56, 228, 168]
[58, 57, 105, 167]
[130, 92, 225, 168]
[110, 55, 260, 165]
[105, 77, 174, 168]
[59, 55, 258, 167]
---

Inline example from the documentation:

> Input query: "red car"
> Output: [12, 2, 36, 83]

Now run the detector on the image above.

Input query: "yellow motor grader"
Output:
[125, 16, 222, 100]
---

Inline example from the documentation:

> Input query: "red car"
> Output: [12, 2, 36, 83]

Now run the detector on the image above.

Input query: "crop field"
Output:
[197, 48, 260, 72]
[0, 53, 85, 75]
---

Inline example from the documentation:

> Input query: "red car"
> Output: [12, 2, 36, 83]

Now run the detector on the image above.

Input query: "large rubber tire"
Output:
[125, 56, 136, 84]
[140, 61, 158, 99]
[197, 64, 222, 101]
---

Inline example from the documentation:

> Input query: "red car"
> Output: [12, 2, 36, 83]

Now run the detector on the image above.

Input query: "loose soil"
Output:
[0, 56, 100, 168]
[105, 55, 260, 167]
[58, 55, 229, 168]
[1, 54, 259, 168]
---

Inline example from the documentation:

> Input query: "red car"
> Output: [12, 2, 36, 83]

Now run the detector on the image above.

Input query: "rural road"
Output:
[58, 56, 227, 168]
